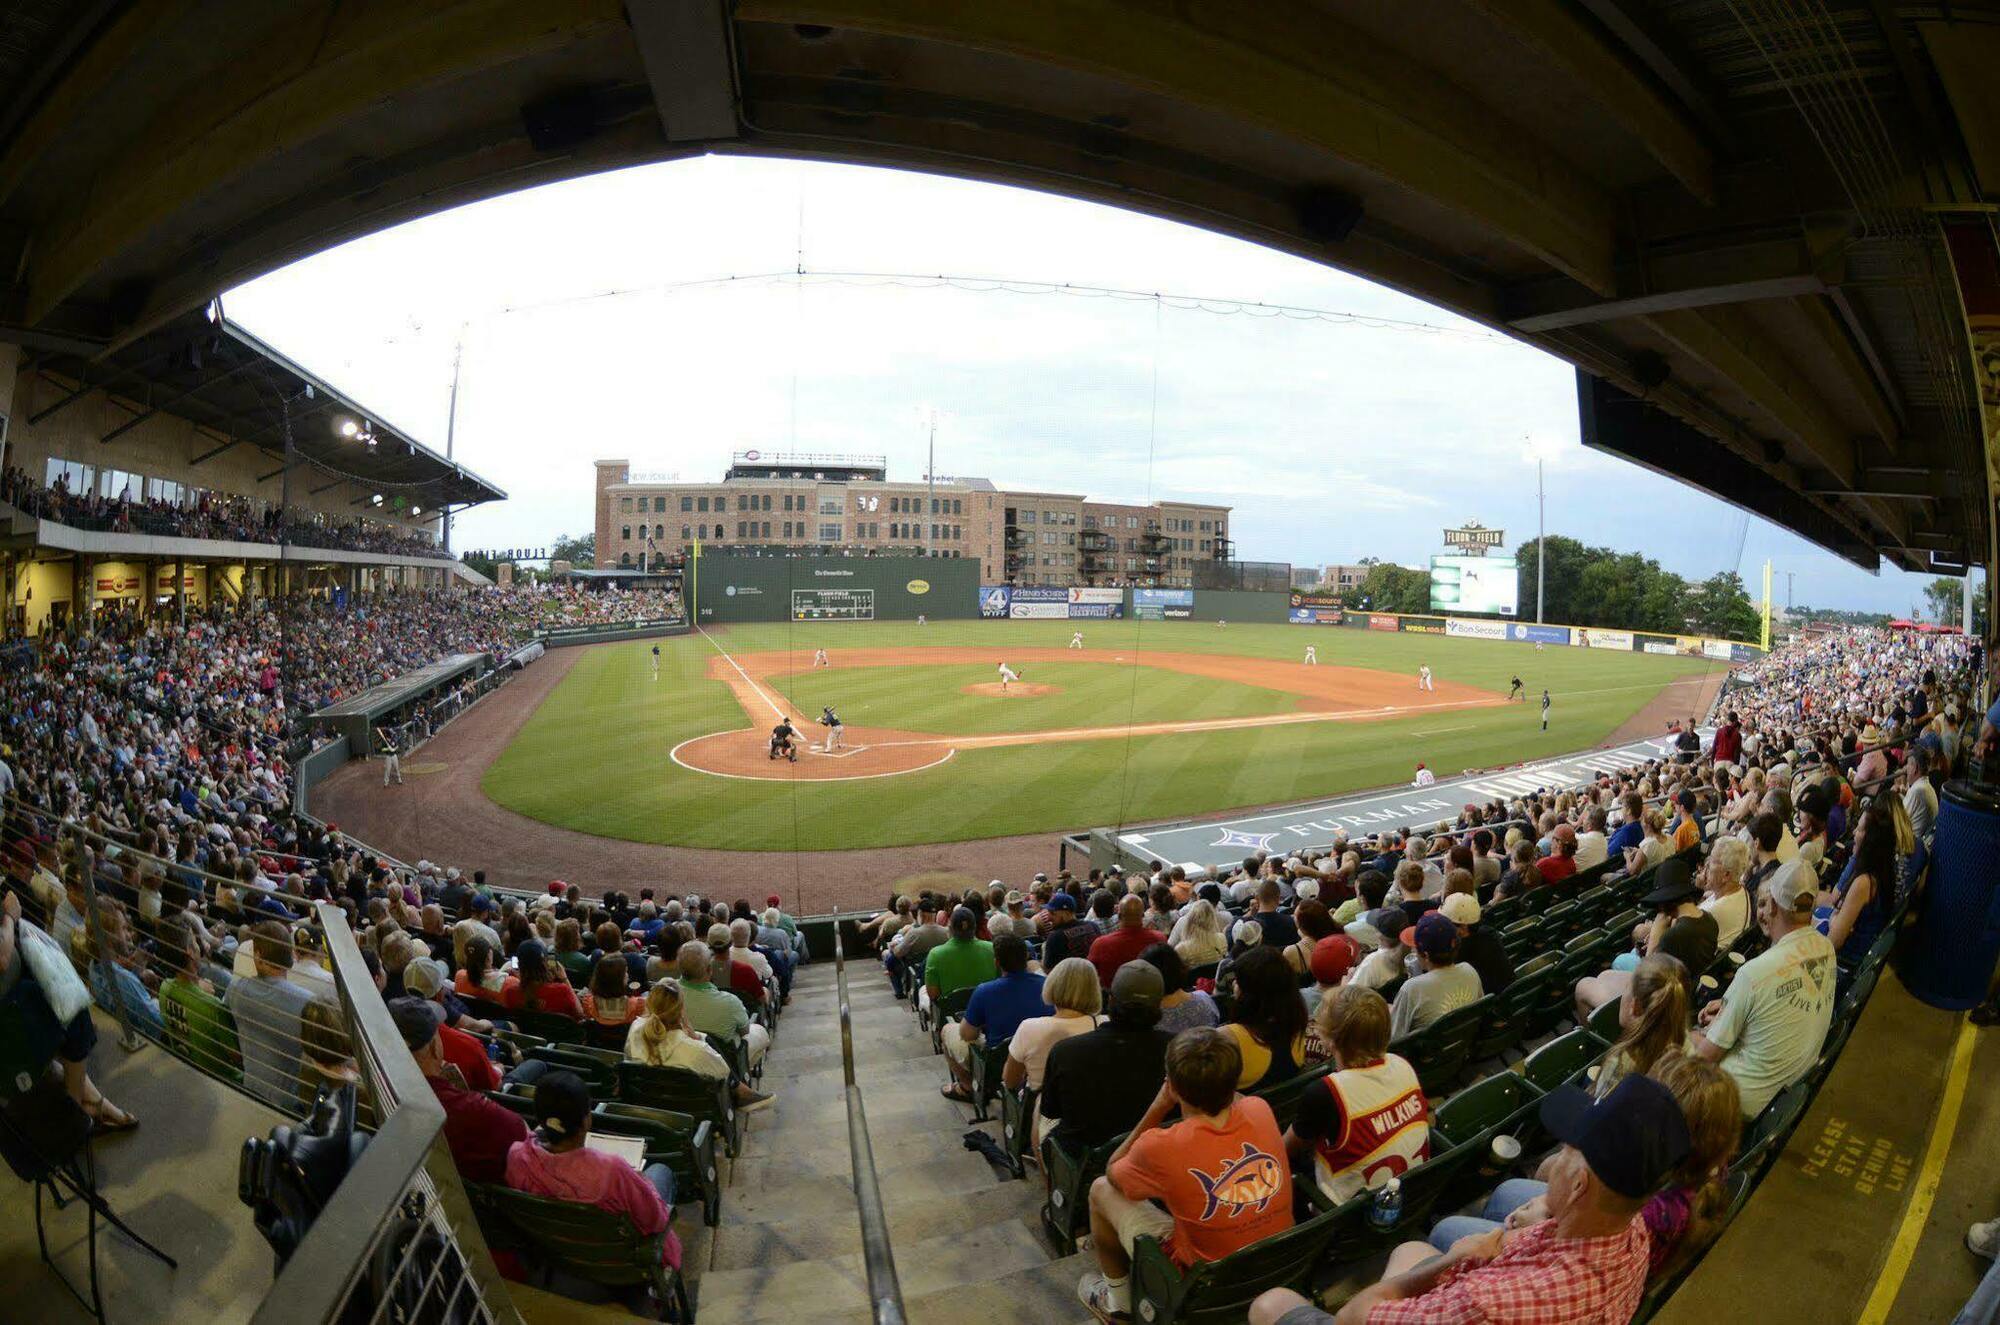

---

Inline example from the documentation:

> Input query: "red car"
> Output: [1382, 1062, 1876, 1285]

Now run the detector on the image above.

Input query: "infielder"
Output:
[1508, 674, 1524, 702]
[820, 704, 845, 750]
[1303, 644, 1317, 665]
[997, 661, 1020, 691]
[812, 647, 829, 668]
[1069, 630, 1084, 649]
[651, 643, 661, 678]
[1418, 664, 1435, 692]
[1541, 689, 1551, 731]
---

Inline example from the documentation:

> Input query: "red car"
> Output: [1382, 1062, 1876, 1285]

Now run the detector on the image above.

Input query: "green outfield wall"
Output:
[691, 554, 981, 623]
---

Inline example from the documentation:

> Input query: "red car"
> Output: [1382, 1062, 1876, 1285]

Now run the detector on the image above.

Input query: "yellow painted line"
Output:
[1858, 1016, 1979, 1325]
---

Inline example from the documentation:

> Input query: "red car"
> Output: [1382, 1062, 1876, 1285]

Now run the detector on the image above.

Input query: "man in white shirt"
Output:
[1903, 748, 1939, 841]
[1698, 836, 1752, 949]
[1692, 868, 1837, 1118]
[1573, 807, 1610, 870]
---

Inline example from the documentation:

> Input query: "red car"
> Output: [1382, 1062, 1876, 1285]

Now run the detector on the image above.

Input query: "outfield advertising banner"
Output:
[1068, 587, 1123, 605]
[1582, 628, 1635, 650]
[978, 585, 1011, 619]
[1010, 585, 1069, 619]
[1134, 588, 1194, 607]
[1399, 615, 1447, 635]
[1730, 643, 1761, 663]
[1703, 639, 1734, 661]
[1368, 614, 1399, 632]
[1446, 618, 1508, 641]
[1071, 603, 1124, 619]
[1289, 608, 1344, 625]
[1507, 623, 1572, 646]
[1290, 591, 1344, 609]
[1643, 642, 1678, 656]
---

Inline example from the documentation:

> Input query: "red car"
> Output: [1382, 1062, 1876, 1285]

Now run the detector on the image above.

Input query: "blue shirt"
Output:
[963, 970, 1047, 1046]
[1607, 821, 1644, 857]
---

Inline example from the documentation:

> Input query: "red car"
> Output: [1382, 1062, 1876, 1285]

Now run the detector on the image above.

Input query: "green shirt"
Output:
[678, 978, 750, 1043]
[924, 938, 997, 999]
[555, 948, 595, 983]
[161, 976, 242, 1082]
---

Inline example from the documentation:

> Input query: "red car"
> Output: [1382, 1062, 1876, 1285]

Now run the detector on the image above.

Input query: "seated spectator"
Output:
[1393, 863, 1436, 931]
[393, 996, 530, 1184]
[1669, 790, 1705, 853]
[1574, 859, 1715, 1021]
[1421, 1053, 1739, 1280]
[1692, 868, 1837, 1119]
[454, 936, 506, 999]
[507, 1070, 683, 1274]
[1300, 934, 1358, 1024]
[1040, 961, 1174, 1152]
[584, 954, 642, 1025]
[706, 923, 768, 1012]
[730, 917, 786, 1000]
[1143, 944, 1222, 1035]
[762, 894, 807, 959]
[625, 979, 773, 1112]
[1492, 842, 1542, 900]
[675, 941, 769, 1068]
[1469, 831, 1502, 892]
[626, 900, 665, 945]
[1349, 910, 1412, 992]
[1282, 901, 1340, 980]
[1606, 791, 1647, 859]
[942, 935, 1043, 1100]
[159, 933, 241, 1079]
[1902, 746, 1938, 841]
[86, 899, 164, 1038]
[1221, 947, 1309, 1091]
[226, 919, 316, 1111]
[1699, 837, 1752, 950]
[1249, 879, 1299, 948]
[885, 899, 948, 998]
[1585, 953, 1689, 1099]
[1286, 986, 1428, 1204]
[552, 918, 593, 983]
[1573, 808, 1610, 870]
[1537, 824, 1581, 886]
[0, 889, 138, 1130]
[1003, 957, 1102, 1111]
[1820, 797, 1895, 965]
[923, 906, 997, 1023]
[1169, 899, 1229, 968]
[1251, 1074, 1689, 1325]
[1388, 914, 1482, 1040]
[1439, 893, 1511, 996]
[1078, 1026, 1294, 1317]
[1039, 891, 1104, 970]
[1087, 895, 1167, 986]
[500, 938, 584, 1018]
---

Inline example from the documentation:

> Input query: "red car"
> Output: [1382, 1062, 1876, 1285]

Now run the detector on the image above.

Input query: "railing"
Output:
[832, 924, 908, 1325]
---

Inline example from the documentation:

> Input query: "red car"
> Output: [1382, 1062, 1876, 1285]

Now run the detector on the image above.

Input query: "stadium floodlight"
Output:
[371, 493, 383, 505]
[411, 506, 422, 516]
[338, 418, 360, 438]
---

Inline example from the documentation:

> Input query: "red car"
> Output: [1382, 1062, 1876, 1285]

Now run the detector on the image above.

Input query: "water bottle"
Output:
[1368, 1177, 1403, 1234]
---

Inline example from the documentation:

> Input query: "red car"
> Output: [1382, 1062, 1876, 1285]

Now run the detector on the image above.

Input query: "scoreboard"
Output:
[792, 588, 876, 621]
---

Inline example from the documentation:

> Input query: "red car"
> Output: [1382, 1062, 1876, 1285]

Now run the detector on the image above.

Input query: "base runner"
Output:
[769, 718, 799, 762]
[997, 662, 1020, 691]
[820, 705, 845, 750]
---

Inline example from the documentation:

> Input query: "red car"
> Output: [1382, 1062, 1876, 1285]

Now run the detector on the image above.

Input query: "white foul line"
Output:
[695, 625, 787, 722]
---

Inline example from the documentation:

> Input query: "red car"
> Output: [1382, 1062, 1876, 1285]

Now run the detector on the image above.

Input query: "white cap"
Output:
[1232, 919, 1264, 947]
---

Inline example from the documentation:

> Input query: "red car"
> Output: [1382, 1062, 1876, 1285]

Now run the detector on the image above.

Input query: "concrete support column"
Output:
[175, 558, 187, 625]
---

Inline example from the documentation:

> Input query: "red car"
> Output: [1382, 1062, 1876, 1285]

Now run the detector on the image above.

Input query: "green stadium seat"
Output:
[1523, 887, 1561, 916]
[968, 1036, 1010, 1122]
[1041, 1132, 1123, 1254]
[1250, 1062, 1334, 1132]
[1389, 997, 1490, 1096]
[584, 1018, 632, 1053]
[1358, 1137, 1482, 1246]
[515, 1008, 588, 1045]
[1520, 1028, 1606, 1093]
[1499, 917, 1544, 962]
[1540, 901, 1581, 943]
[467, 1183, 692, 1322]
[1481, 896, 1523, 929]
[929, 986, 973, 1055]
[619, 1061, 741, 1158]
[1502, 960, 1562, 1042]
[1587, 996, 1623, 1043]
[998, 1086, 1039, 1180]
[529, 1044, 622, 1098]
[1127, 1198, 1348, 1325]
[1600, 909, 1645, 941]
[1429, 1072, 1544, 1153]
[593, 1102, 722, 1227]
[1731, 1080, 1812, 1183]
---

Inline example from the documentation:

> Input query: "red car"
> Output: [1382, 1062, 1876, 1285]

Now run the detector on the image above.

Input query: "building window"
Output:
[682, 524, 692, 539]
[620, 526, 630, 540]
[737, 520, 746, 538]
[952, 498, 962, 514]
[761, 494, 772, 511]
[819, 523, 840, 541]
[619, 497, 631, 512]
[697, 496, 709, 512]
[620, 552, 632, 567]
[680, 495, 692, 512]
[762, 521, 771, 537]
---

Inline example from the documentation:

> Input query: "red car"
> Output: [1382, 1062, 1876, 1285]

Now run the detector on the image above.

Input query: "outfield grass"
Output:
[481, 619, 1719, 851]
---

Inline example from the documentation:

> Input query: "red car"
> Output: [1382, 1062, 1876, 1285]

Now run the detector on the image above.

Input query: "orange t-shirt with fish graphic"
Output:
[1109, 1094, 1294, 1267]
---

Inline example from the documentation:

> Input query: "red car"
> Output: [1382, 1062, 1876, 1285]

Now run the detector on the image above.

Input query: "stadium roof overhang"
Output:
[21, 304, 506, 510]
[0, 0, 1994, 574]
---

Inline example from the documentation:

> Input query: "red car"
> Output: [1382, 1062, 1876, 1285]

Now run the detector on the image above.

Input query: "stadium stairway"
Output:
[688, 961, 1097, 1325]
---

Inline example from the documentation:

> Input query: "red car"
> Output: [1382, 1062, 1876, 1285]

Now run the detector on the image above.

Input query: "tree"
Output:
[1923, 576, 1986, 633]
[1354, 562, 1431, 613]
[550, 532, 596, 569]
[1685, 571, 1761, 641]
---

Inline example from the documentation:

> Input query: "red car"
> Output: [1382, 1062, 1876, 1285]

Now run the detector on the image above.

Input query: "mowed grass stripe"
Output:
[480, 621, 1717, 850]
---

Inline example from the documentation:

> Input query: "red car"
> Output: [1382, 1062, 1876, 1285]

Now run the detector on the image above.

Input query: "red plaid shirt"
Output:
[1367, 1216, 1650, 1324]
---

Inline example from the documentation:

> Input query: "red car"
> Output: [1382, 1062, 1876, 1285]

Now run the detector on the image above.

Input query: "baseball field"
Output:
[478, 619, 1721, 851]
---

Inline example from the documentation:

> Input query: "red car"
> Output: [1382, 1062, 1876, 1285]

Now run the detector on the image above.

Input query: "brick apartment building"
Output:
[594, 453, 1231, 588]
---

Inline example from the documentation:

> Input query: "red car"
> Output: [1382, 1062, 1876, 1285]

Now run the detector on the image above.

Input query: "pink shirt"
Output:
[505, 1138, 680, 1268]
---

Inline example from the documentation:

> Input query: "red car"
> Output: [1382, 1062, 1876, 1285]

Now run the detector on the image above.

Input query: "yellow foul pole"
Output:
[1761, 559, 1772, 650]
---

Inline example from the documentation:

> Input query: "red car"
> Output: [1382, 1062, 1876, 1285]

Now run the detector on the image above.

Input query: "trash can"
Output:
[1905, 780, 2000, 1010]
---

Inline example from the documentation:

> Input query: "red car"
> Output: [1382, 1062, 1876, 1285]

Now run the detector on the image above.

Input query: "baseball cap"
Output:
[1640, 857, 1701, 908]
[1309, 935, 1358, 985]
[1108, 960, 1164, 1013]
[1439, 893, 1480, 926]
[1761, 864, 1817, 914]
[1537, 1074, 1692, 1200]
[548, 880, 567, 896]
[531, 1070, 593, 1140]
[1552, 823, 1578, 845]
[1411, 912, 1458, 958]
[1048, 892, 1078, 912]
[402, 957, 446, 999]
[767, 894, 784, 908]
[1294, 878, 1321, 902]
[387, 995, 444, 1051]
[1231, 919, 1264, 948]
[1367, 908, 1409, 944]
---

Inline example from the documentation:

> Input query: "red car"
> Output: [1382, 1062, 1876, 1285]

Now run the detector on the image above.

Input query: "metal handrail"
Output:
[832, 924, 908, 1325]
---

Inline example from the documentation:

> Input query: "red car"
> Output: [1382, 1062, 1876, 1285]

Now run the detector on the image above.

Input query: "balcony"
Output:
[1079, 529, 1111, 550]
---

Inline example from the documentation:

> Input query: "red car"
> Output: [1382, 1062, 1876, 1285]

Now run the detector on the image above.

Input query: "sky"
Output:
[226, 155, 1972, 618]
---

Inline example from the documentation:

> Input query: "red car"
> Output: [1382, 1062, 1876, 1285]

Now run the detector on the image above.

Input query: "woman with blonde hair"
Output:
[1589, 952, 1689, 1098]
[1169, 899, 1228, 967]
[624, 980, 774, 1111]
[1002, 956, 1101, 1096]
[1623, 807, 1671, 874]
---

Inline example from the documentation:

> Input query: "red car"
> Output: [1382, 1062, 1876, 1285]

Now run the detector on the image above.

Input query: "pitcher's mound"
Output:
[962, 681, 1059, 698]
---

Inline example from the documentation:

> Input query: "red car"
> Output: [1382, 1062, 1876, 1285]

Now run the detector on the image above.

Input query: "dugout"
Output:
[692, 553, 980, 622]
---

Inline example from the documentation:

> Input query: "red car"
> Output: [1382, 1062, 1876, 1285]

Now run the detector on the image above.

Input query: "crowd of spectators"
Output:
[2, 464, 454, 561]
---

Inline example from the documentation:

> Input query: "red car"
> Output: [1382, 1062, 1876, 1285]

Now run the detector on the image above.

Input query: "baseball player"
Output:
[1303, 643, 1317, 665]
[382, 744, 403, 786]
[1412, 762, 1435, 787]
[1534, 640, 1545, 652]
[1418, 664, 1435, 692]
[769, 717, 799, 762]
[1508, 674, 1524, 702]
[1069, 630, 1084, 649]
[996, 662, 1020, 691]
[812, 647, 829, 668]
[917, 614, 927, 626]
[651, 643, 661, 678]
[820, 705, 845, 750]
[1540, 689, 1551, 731]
